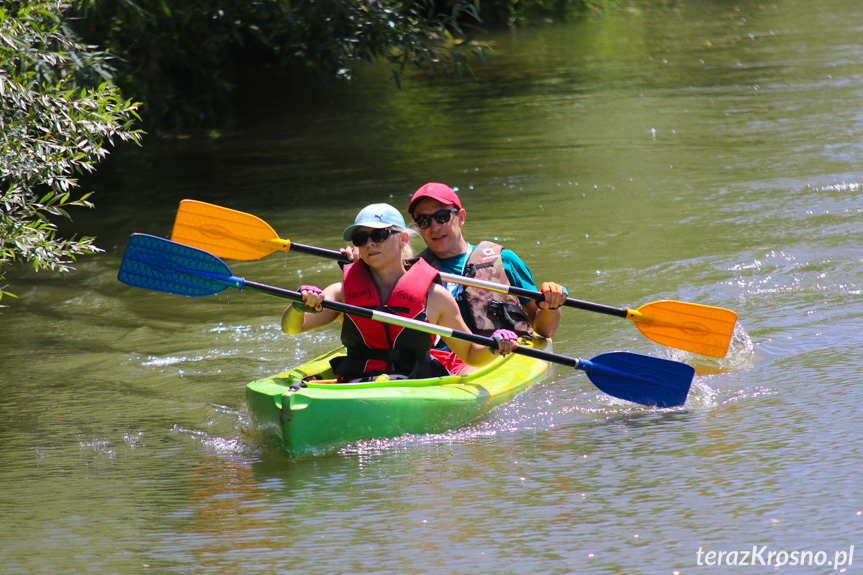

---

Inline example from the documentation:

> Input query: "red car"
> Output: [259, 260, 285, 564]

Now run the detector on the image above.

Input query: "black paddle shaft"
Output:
[504, 285, 629, 318]
[288, 242, 629, 319]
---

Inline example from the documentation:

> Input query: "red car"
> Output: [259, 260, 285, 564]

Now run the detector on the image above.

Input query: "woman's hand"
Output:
[340, 245, 361, 262]
[490, 329, 518, 356]
[295, 285, 325, 313]
[282, 282, 344, 335]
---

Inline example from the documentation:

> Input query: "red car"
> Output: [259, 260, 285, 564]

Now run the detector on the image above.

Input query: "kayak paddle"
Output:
[119, 233, 695, 408]
[171, 199, 737, 357]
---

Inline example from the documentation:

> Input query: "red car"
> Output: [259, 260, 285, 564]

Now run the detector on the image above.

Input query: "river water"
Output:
[2, 0, 862, 573]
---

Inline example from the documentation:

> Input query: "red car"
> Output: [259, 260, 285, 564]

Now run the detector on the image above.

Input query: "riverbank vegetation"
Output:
[0, 1, 142, 304]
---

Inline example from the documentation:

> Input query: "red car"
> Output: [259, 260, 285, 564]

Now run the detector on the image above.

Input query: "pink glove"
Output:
[294, 285, 324, 313]
[490, 329, 518, 356]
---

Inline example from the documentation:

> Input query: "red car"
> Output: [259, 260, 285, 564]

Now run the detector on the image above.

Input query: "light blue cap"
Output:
[342, 203, 407, 241]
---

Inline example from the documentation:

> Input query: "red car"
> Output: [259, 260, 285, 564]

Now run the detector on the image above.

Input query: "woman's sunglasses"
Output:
[351, 227, 399, 247]
[412, 208, 459, 229]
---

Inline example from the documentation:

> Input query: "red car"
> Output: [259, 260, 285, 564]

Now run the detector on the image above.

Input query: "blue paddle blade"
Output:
[118, 233, 243, 297]
[580, 351, 695, 408]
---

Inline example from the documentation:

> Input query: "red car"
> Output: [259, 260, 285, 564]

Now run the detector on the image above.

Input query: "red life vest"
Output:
[332, 258, 449, 381]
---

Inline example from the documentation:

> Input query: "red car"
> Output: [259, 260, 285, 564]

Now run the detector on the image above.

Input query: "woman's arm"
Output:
[426, 284, 515, 366]
[281, 283, 344, 334]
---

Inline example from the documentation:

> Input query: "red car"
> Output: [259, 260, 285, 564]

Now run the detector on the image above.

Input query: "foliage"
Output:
[0, 0, 143, 304]
[478, 0, 612, 27]
[69, 0, 490, 132]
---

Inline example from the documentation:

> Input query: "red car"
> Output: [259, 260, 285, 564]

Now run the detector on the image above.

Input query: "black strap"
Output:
[464, 261, 494, 276]
[345, 348, 417, 364]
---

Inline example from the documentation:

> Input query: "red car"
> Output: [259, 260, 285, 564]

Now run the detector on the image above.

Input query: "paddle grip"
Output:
[504, 285, 628, 317]
[447, 275, 628, 318]
[435, 326, 577, 368]
[441, 326, 576, 368]
[290, 242, 350, 263]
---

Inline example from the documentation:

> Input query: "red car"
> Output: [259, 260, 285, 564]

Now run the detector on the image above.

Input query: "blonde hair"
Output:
[398, 227, 419, 259]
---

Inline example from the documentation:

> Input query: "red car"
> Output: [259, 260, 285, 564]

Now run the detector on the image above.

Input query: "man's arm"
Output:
[502, 249, 565, 339]
[524, 300, 562, 338]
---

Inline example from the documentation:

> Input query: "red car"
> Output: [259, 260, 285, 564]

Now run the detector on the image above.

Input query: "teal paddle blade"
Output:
[118, 233, 243, 297]
[580, 352, 694, 408]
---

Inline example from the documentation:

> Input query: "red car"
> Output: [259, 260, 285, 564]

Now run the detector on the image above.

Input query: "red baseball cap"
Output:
[408, 182, 463, 215]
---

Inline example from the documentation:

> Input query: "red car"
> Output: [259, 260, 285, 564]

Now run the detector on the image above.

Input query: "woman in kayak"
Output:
[281, 203, 517, 382]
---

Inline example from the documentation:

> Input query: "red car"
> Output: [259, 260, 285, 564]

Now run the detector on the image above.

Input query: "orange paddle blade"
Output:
[626, 301, 737, 358]
[171, 200, 289, 260]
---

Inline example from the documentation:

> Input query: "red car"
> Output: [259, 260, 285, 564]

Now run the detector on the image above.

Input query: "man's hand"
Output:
[539, 281, 567, 310]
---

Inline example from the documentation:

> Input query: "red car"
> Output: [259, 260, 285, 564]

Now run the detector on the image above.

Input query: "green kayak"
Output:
[246, 337, 552, 456]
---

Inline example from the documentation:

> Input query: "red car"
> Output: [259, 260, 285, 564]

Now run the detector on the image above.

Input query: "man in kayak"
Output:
[282, 203, 518, 381]
[406, 182, 567, 374]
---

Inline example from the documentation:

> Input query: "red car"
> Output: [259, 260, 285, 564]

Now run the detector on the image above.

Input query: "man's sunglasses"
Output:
[412, 208, 459, 229]
[351, 227, 399, 247]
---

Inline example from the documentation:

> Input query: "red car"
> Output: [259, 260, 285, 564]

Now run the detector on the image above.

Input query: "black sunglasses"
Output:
[413, 208, 459, 229]
[351, 227, 399, 247]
